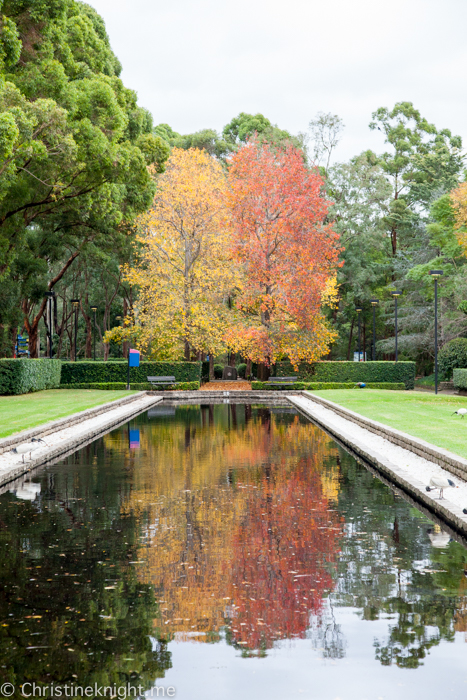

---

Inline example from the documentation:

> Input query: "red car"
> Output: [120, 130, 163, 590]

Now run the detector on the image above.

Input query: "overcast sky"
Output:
[89, 0, 467, 162]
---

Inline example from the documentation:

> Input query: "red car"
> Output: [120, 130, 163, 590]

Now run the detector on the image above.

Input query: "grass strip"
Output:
[0, 389, 138, 438]
[311, 389, 467, 460]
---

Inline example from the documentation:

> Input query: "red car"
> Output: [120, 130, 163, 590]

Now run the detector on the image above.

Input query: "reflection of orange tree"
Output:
[227, 458, 342, 652]
[119, 408, 342, 650]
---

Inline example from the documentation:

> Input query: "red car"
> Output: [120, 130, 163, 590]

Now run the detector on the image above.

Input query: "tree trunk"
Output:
[346, 318, 355, 361]
[184, 339, 190, 360]
[257, 363, 270, 381]
[246, 358, 252, 379]
[209, 355, 214, 381]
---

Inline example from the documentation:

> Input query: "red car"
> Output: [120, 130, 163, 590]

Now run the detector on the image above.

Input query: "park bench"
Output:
[147, 375, 176, 387]
[267, 377, 297, 385]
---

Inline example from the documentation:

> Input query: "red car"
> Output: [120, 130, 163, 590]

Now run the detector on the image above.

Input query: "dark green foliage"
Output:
[214, 364, 223, 379]
[251, 381, 406, 391]
[0, 358, 61, 394]
[276, 361, 415, 389]
[61, 361, 201, 384]
[201, 361, 210, 381]
[438, 338, 467, 379]
[237, 363, 247, 379]
[59, 381, 200, 391]
[453, 369, 467, 390]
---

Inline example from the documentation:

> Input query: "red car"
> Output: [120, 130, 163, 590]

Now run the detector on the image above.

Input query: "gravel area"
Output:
[0, 393, 160, 483]
[290, 395, 467, 514]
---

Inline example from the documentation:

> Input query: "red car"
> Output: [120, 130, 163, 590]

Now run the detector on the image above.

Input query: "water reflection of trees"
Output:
[121, 406, 343, 653]
[0, 445, 171, 697]
[334, 450, 467, 668]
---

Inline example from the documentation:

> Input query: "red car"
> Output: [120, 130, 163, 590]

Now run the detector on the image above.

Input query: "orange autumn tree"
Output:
[225, 140, 341, 370]
[451, 182, 467, 254]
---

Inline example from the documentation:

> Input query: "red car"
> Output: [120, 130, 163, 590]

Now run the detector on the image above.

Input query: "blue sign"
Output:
[128, 349, 140, 367]
[129, 429, 140, 449]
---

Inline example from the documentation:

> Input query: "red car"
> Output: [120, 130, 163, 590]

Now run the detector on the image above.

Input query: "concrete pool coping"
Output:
[0, 392, 162, 488]
[289, 393, 467, 538]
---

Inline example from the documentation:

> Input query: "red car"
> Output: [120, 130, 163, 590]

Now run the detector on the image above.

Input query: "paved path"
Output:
[200, 381, 251, 391]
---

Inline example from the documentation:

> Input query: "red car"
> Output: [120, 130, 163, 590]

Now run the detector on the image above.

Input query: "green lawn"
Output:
[0, 389, 138, 438]
[311, 389, 467, 459]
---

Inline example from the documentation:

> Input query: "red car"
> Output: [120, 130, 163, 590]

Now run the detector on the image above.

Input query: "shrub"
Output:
[237, 363, 247, 379]
[214, 364, 223, 379]
[251, 381, 405, 391]
[275, 361, 415, 389]
[61, 361, 201, 384]
[59, 381, 200, 391]
[0, 359, 61, 395]
[453, 369, 467, 390]
[438, 338, 467, 379]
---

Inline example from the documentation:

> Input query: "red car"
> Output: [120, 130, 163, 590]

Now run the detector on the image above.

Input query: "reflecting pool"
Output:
[1, 404, 467, 700]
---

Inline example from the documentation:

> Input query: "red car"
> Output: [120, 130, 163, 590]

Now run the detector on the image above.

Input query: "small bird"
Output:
[426, 475, 457, 499]
[11, 438, 46, 463]
[452, 408, 467, 418]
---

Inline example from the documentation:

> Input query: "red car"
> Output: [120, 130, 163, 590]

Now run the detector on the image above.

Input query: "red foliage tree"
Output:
[225, 140, 341, 368]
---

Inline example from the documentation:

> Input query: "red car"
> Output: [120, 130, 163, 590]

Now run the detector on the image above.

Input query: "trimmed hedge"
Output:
[439, 338, 467, 379]
[0, 359, 61, 395]
[275, 361, 415, 389]
[59, 381, 200, 391]
[252, 381, 406, 391]
[61, 361, 201, 385]
[453, 369, 467, 390]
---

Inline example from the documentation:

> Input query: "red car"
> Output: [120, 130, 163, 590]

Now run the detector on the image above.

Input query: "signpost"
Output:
[15, 335, 29, 358]
[127, 349, 140, 389]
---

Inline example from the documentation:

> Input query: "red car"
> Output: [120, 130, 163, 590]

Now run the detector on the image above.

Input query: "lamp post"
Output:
[389, 291, 402, 362]
[71, 299, 80, 362]
[429, 270, 444, 395]
[369, 299, 379, 361]
[115, 316, 123, 357]
[356, 307, 362, 361]
[90, 306, 97, 361]
[45, 291, 55, 359]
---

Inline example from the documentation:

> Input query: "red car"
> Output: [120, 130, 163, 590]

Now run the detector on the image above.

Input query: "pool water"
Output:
[1, 403, 467, 700]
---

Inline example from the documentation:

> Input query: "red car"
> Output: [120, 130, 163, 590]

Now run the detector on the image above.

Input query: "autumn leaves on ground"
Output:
[105, 142, 340, 370]
[114, 407, 342, 653]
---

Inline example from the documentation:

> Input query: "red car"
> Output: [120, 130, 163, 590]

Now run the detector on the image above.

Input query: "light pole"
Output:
[115, 315, 123, 357]
[90, 306, 97, 361]
[71, 299, 80, 362]
[390, 291, 402, 362]
[429, 270, 444, 395]
[45, 291, 55, 359]
[370, 299, 379, 361]
[356, 307, 362, 361]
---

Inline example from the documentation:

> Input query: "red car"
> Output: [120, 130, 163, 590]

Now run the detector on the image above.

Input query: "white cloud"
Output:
[89, 0, 467, 161]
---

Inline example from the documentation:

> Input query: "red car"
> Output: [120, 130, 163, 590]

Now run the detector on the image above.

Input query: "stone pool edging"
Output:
[289, 394, 467, 536]
[0, 393, 162, 488]
[302, 391, 467, 481]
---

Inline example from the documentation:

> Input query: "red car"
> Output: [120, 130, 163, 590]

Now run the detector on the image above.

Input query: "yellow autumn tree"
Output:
[125, 148, 238, 359]
[451, 182, 467, 254]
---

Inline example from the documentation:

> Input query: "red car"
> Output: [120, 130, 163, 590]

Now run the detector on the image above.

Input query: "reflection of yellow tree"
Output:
[117, 408, 342, 649]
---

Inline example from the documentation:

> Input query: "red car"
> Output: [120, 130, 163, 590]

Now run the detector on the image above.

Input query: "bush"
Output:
[275, 361, 415, 389]
[59, 381, 200, 391]
[61, 361, 201, 385]
[453, 369, 467, 390]
[237, 363, 247, 379]
[213, 364, 223, 379]
[438, 338, 467, 379]
[0, 359, 61, 395]
[251, 381, 406, 391]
